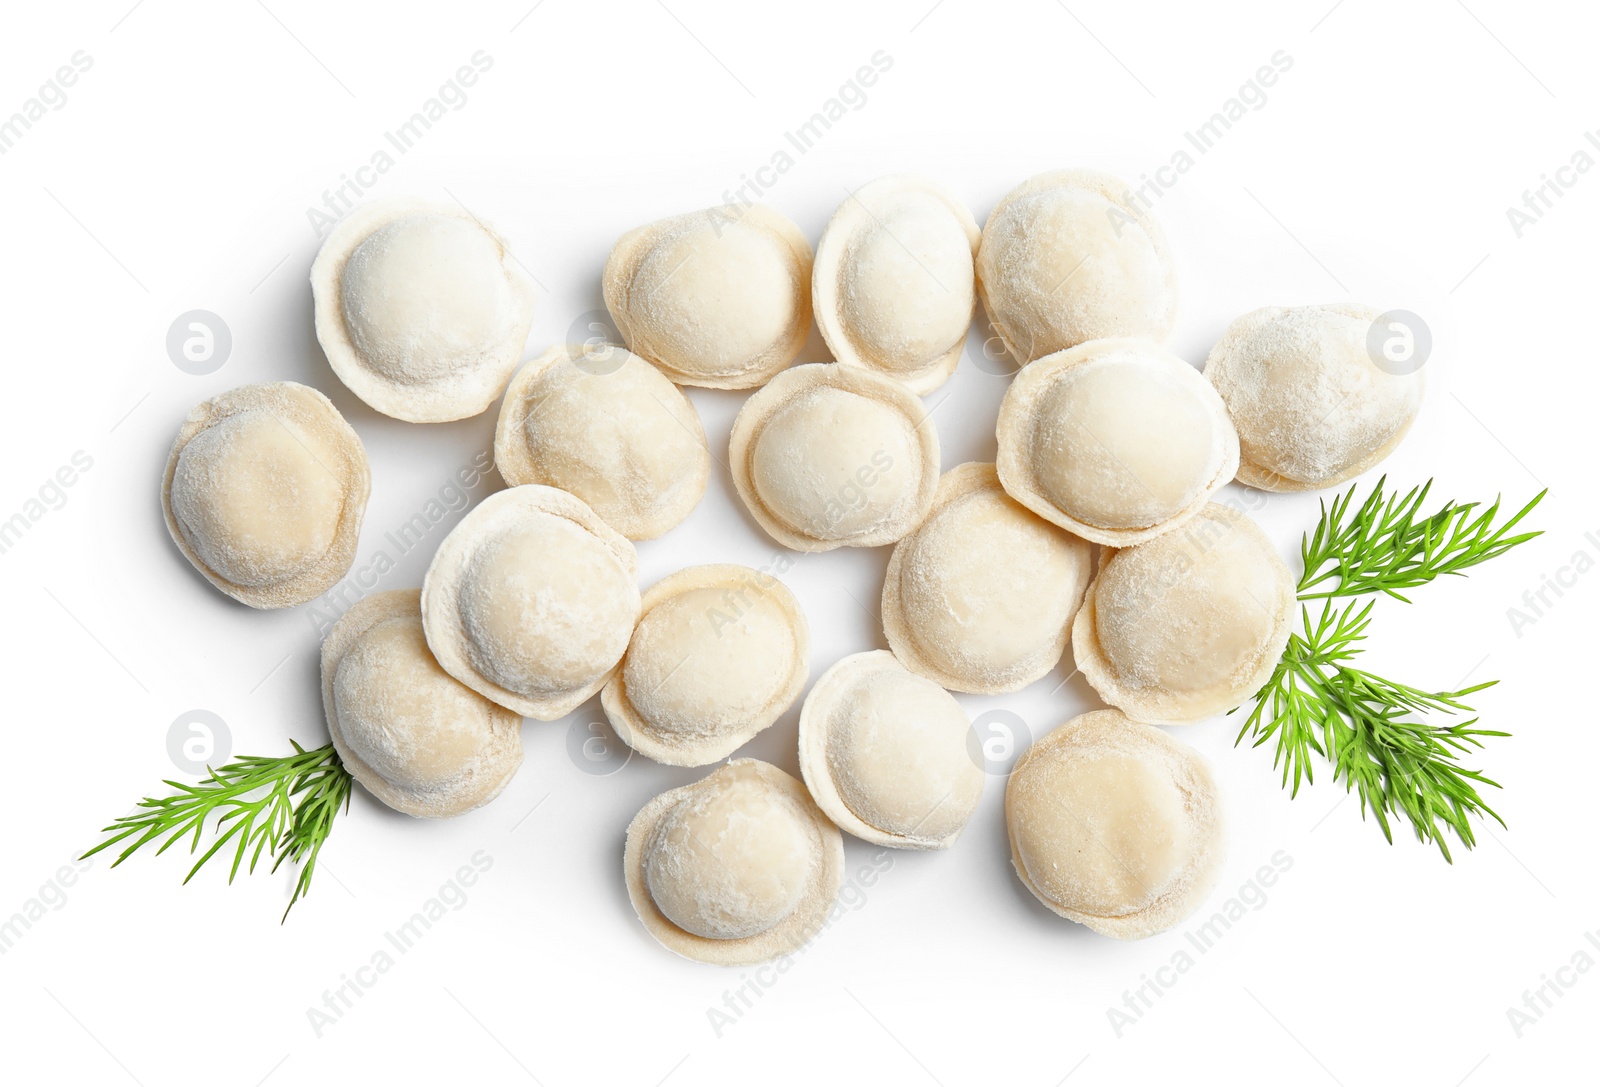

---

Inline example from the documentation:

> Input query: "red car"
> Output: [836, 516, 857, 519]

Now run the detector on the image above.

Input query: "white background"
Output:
[1, 1, 1595, 1084]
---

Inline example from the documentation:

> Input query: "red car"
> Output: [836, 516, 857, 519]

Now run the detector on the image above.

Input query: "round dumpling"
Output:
[1006, 709, 1224, 939]
[321, 590, 522, 818]
[494, 343, 710, 540]
[421, 485, 640, 720]
[603, 204, 812, 389]
[162, 382, 369, 609]
[798, 650, 982, 850]
[624, 759, 845, 965]
[601, 564, 808, 766]
[1073, 503, 1295, 723]
[976, 170, 1177, 363]
[312, 196, 537, 422]
[996, 339, 1238, 546]
[882, 462, 1093, 694]
[730, 363, 939, 551]
[1204, 303, 1424, 491]
[813, 175, 980, 394]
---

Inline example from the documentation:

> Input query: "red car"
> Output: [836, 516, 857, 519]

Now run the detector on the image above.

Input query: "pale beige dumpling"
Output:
[813, 175, 980, 394]
[624, 760, 844, 965]
[996, 339, 1239, 546]
[1205, 303, 1424, 491]
[730, 363, 939, 551]
[603, 205, 812, 389]
[493, 343, 709, 540]
[602, 564, 808, 766]
[312, 196, 537, 422]
[162, 382, 369, 609]
[1006, 709, 1224, 939]
[421, 485, 639, 720]
[798, 651, 982, 850]
[882, 463, 1093, 694]
[322, 590, 522, 818]
[977, 170, 1177, 363]
[1073, 503, 1295, 724]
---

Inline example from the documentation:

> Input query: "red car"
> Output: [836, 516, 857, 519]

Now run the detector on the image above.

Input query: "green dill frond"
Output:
[1237, 477, 1543, 860]
[1298, 476, 1546, 602]
[84, 742, 352, 921]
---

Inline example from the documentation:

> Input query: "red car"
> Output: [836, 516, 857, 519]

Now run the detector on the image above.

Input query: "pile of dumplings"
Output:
[162, 171, 1423, 963]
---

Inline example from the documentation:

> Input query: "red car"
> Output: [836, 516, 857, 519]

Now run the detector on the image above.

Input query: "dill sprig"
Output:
[1298, 476, 1545, 601]
[1238, 599, 1506, 860]
[1237, 476, 1543, 861]
[83, 742, 352, 921]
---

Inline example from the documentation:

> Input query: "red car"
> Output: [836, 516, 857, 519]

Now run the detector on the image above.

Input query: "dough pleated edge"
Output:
[161, 381, 370, 609]
[493, 343, 709, 540]
[729, 363, 941, 552]
[881, 462, 1088, 695]
[320, 589, 523, 818]
[623, 759, 846, 966]
[601, 204, 813, 390]
[813, 175, 979, 396]
[995, 338, 1239, 547]
[601, 564, 809, 767]
[1070, 503, 1295, 724]
[1204, 303, 1422, 493]
[976, 169, 1177, 365]
[420, 485, 639, 720]
[312, 196, 537, 423]
[1006, 710, 1225, 939]
[797, 649, 974, 850]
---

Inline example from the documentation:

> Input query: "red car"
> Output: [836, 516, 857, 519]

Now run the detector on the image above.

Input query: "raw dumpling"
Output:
[996, 339, 1238, 546]
[976, 170, 1177, 363]
[162, 381, 369, 609]
[1006, 709, 1224, 939]
[602, 564, 808, 767]
[729, 363, 939, 551]
[603, 204, 812, 389]
[882, 462, 1093, 694]
[494, 343, 710, 540]
[321, 590, 522, 818]
[624, 759, 844, 965]
[1204, 303, 1424, 491]
[312, 196, 537, 422]
[421, 485, 640, 720]
[813, 175, 980, 394]
[1073, 503, 1295, 724]
[798, 650, 982, 850]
